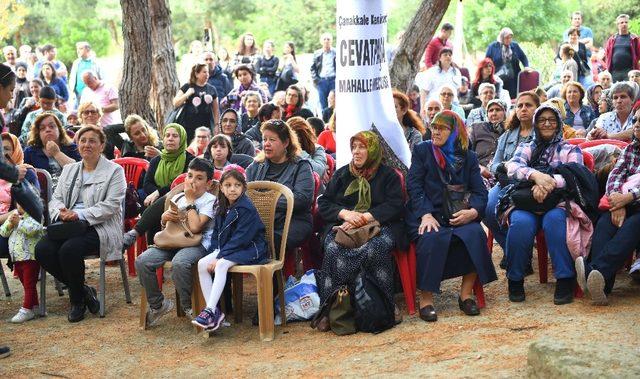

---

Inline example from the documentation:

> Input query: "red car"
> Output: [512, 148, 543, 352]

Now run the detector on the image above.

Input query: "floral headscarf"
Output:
[345, 131, 382, 212]
[430, 110, 469, 170]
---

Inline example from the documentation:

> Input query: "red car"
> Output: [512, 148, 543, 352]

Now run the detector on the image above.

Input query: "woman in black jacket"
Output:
[283, 85, 314, 121]
[104, 114, 162, 161]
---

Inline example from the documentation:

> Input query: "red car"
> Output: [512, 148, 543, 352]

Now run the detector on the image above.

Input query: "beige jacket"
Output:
[50, 156, 126, 261]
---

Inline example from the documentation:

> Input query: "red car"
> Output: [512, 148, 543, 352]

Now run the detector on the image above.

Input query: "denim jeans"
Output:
[483, 184, 508, 251]
[316, 77, 335, 110]
[506, 208, 574, 281]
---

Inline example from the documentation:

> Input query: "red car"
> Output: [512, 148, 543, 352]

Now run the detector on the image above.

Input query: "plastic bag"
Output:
[275, 269, 320, 325]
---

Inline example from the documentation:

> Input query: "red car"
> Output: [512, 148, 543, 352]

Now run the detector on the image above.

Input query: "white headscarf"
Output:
[497, 27, 514, 61]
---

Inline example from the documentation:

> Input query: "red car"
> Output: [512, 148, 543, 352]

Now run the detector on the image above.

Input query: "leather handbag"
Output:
[436, 167, 471, 224]
[333, 221, 380, 249]
[328, 286, 356, 336]
[509, 181, 563, 214]
[46, 166, 90, 241]
[11, 172, 43, 222]
[153, 195, 202, 249]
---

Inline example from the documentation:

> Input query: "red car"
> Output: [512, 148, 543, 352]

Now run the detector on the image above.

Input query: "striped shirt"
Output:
[606, 141, 640, 202]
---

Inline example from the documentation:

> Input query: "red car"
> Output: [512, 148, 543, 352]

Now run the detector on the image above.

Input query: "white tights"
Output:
[197, 250, 237, 310]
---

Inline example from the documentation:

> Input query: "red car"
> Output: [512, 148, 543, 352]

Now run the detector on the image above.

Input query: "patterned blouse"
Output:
[0, 213, 44, 262]
[506, 141, 583, 188]
[606, 140, 640, 202]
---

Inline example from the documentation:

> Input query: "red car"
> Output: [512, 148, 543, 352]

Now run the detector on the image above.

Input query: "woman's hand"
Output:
[144, 190, 160, 207]
[611, 207, 626, 228]
[338, 209, 367, 228]
[144, 146, 161, 159]
[479, 165, 492, 179]
[532, 184, 549, 203]
[58, 207, 79, 221]
[531, 172, 556, 193]
[44, 141, 61, 157]
[574, 129, 586, 138]
[419, 213, 440, 234]
[608, 192, 634, 211]
[207, 259, 218, 274]
[587, 127, 607, 140]
[449, 208, 479, 226]
[338, 222, 356, 231]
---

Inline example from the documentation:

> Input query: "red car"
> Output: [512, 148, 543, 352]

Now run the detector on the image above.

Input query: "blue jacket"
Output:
[209, 193, 268, 265]
[207, 65, 232, 100]
[485, 41, 529, 75]
[47, 78, 69, 102]
[489, 127, 533, 174]
[23, 144, 81, 172]
[563, 103, 596, 131]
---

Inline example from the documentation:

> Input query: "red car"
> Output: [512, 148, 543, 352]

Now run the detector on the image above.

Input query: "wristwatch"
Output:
[184, 204, 198, 213]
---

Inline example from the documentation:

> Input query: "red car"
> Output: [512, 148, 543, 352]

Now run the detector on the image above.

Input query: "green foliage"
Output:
[580, 0, 640, 46]
[54, 19, 112, 64]
[518, 42, 556, 84]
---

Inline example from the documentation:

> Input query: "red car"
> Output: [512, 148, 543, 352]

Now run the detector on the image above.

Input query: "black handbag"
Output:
[436, 166, 471, 224]
[509, 181, 564, 214]
[165, 104, 185, 125]
[11, 171, 43, 222]
[46, 165, 90, 241]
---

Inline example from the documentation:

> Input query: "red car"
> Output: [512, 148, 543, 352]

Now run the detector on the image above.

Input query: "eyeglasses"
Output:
[82, 109, 98, 115]
[440, 92, 454, 97]
[536, 118, 558, 127]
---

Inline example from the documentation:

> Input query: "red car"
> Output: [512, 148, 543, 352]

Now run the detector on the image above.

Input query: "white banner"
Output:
[335, 0, 411, 169]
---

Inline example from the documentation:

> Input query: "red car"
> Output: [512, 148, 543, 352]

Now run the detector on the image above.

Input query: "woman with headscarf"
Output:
[486, 28, 530, 99]
[575, 106, 640, 306]
[407, 110, 497, 322]
[315, 131, 404, 330]
[122, 123, 195, 247]
[469, 99, 508, 179]
[586, 84, 604, 118]
[504, 104, 583, 305]
[219, 108, 256, 157]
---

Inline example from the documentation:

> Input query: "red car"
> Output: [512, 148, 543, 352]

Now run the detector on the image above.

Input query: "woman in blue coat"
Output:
[485, 27, 530, 99]
[407, 110, 497, 322]
[194, 165, 267, 331]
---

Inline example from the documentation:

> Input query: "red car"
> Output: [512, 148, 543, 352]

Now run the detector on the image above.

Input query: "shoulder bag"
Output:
[153, 193, 203, 249]
[436, 165, 471, 224]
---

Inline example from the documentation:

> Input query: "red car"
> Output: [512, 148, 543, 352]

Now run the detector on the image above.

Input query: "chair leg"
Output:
[156, 267, 164, 291]
[474, 279, 486, 309]
[393, 250, 416, 315]
[232, 273, 244, 324]
[256, 268, 275, 341]
[119, 258, 132, 304]
[39, 268, 47, 316]
[126, 245, 136, 277]
[276, 271, 286, 327]
[99, 259, 106, 318]
[140, 287, 149, 330]
[0, 261, 11, 297]
[536, 232, 549, 284]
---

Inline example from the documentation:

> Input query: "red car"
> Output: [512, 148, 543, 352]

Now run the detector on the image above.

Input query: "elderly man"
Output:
[3, 46, 17, 71]
[466, 83, 496, 125]
[310, 32, 336, 110]
[79, 71, 119, 127]
[203, 51, 232, 100]
[605, 14, 640, 83]
[34, 44, 68, 80]
[69, 41, 104, 108]
[422, 98, 443, 140]
[547, 70, 574, 99]
[588, 81, 636, 141]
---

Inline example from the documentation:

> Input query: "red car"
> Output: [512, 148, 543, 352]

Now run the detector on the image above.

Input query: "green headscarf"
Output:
[345, 131, 383, 212]
[154, 123, 187, 188]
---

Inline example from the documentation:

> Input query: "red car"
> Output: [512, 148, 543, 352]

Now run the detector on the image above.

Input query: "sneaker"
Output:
[123, 230, 139, 249]
[208, 307, 225, 332]
[146, 299, 174, 327]
[629, 258, 640, 282]
[10, 307, 36, 323]
[587, 270, 608, 306]
[0, 346, 10, 359]
[575, 256, 588, 295]
[192, 308, 216, 329]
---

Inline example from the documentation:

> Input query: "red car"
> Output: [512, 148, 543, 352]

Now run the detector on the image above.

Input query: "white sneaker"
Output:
[11, 307, 36, 323]
[629, 258, 640, 281]
[146, 299, 174, 327]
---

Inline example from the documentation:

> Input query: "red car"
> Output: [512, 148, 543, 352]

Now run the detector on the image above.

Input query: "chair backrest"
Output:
[325, 154, 335, 181]
[246, 181, 294, 262]
[35, 169, 53, 226]
[459, 67, 470, 83]
[517, 70, 540, 94]
[113, 157, 149, 189]
[171, 173, 188, 189]
[393, 168, 407, 202]
[579, 139, 629, 150]
[582, 151, 595, 172]
[565, 138, 587, 146]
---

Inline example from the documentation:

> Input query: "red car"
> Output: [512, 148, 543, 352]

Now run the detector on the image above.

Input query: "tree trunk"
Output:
[389, 0, 451, 92]
[149, 0, 179, 132]
[119, 0, 156, 126]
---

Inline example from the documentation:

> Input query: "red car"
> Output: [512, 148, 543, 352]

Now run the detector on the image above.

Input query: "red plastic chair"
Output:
[565, 138, 586, 145]
[171, 173, 187, 188]
[114, 158, 150, 276]
[579, 139, 629, 150]
[325, 154, 335, 182]
[517, 70, 540, 94]
[285, 172, 321, 278]
[582, 151, 595, 172]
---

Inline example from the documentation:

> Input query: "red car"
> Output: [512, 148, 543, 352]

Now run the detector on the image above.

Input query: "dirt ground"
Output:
[1, 247, 639, 378]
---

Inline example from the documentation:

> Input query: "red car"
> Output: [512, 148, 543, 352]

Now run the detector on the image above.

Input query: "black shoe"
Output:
[458, 297, 480, 316]
[84, 286, 100, 315]
[419, 305, 437, 322]
[524, 263, 534, 277]
[554, 278, 575, 305]
[508, 279, 525, 302]
[0, 345, 10, 359]
[68, 303, 86, 323]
